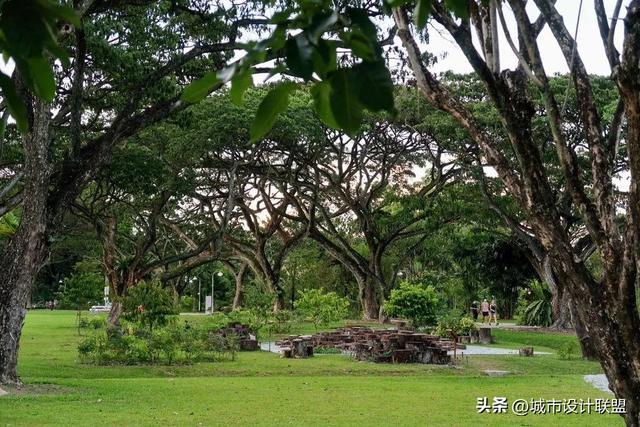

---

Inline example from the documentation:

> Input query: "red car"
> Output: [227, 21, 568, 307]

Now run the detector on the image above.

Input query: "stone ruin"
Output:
[277, 326, 466, 364]
[217, 322, 259, 351]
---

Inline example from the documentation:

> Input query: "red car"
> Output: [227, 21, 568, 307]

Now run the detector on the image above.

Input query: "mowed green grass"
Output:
[0, 311, 622, 426]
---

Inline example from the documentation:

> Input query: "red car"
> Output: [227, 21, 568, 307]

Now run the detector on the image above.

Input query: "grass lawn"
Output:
[0, 311, 622, 426]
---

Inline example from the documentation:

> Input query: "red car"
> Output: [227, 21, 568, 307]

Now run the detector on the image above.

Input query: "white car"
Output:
[89, 305, 111, 313]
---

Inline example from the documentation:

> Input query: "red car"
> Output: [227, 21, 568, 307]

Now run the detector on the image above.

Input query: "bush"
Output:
[515, 280, 552, 327]
[384, 283, 440, 327]
[267, 310, 296, 335]
[180, 295, 194, 312]
[122, 281, 178, 330]
[89, 317, 105, 329]
[523, 300, 552, 327]
[558, 341, 578, 360]
[294, 289, 349, 332]
[435, 312, 477, 338]
[77, 317, 246, 365]
[458, 317, 477, 335]
[78, 317, 90, 329]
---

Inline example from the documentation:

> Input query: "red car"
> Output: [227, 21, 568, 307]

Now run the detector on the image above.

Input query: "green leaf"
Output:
[310, 81, 339, 129]
[250, 82, 297, 142]
[445, 0, 469, 20]
[328, 68, 363, 135]
[230, 67, 253, 105]
[308, 11, 339, 44]
[285, 35, 314, 79]
[414, 0, 432, 29]
[312, 39, 337, 77]
[0, 73, 27, 133]
[271, 9, 292, 24]
[181, 72, 219, 103]
[354, 61, 394, 112]
[346, 8, 378, 41]
[27, 57, 56, 101]
[341, 31, 377, 62]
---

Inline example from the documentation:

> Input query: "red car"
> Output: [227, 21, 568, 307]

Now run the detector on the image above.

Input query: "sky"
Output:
[426, 0, 627, 75]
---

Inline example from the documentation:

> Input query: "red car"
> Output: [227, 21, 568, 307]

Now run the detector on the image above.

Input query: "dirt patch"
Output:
[0, 383, 76, 397]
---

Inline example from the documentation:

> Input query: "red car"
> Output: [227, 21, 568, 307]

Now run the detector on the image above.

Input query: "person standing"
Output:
[470, 300, 479, 321]
[489, 298, 499, 325]
[480, 299, 490, 324]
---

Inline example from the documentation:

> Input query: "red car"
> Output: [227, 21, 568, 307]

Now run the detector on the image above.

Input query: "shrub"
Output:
[148, 328, 177, 364]
[77, 336, 97, 358]
[180, 295, 194, 312]
[294, 289, 349, 332]
[523, 300, 552, 327]
[89, 317, 105, 329]
[77, 318, 245, 365]
[78, 317, 90, 329]
[384, 283, 440, 327]
[558, 341, 578, 360]
[435, 312, 477, 338]
[515, 280, 552, 327]
[267, 310, 296, 335]
[122, 281, 178, 330]
[459, 317, 477, 335]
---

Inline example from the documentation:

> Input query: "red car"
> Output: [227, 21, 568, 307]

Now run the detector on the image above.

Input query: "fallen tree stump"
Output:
[519, 347, 534, 357]
[217, 322, 259, 351]
[277, 327, 456, 365]
[479, 327, 493, 344]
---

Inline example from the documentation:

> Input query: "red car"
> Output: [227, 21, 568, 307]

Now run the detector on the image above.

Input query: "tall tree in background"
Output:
[270, 118, 462, 319]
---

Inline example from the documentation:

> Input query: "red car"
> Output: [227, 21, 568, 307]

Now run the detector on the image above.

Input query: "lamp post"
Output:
[212, 271, 223, 313]
[197, 278, 201, 312]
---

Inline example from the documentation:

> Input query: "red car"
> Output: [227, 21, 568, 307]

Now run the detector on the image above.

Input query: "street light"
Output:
[197, 278, 201, 312]
[211, 271, 223, 313]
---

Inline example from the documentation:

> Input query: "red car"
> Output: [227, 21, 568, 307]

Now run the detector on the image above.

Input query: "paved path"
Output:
[584, 374, 613, 394]
[259, 342, 550, 356]
[450, 345, 550, 356]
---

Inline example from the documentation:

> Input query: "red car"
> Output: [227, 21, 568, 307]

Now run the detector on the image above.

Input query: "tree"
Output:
[269, 112, 462, 319]
[294, 288, 349, 333]
[224, 174, 305, 311]
[392, 2, 640, 424]
[0, 0, 400, 384]
[56, 272, 103, 312]
[70, 116, 236, 327]
[0, 1, 254, 382]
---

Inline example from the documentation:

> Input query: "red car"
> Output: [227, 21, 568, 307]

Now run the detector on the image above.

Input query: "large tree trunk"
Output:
[569, 300, 598, 360]
[272, 287, 285, 312]
[549, 281, 573, 329]
[532, 254, 597, 357]
[358, 275, 381, 321]
[567, 274, 640, 426]
[0, 100, 52, 384]
[232, 263, 247, 310]
[107, 301, 123, 329]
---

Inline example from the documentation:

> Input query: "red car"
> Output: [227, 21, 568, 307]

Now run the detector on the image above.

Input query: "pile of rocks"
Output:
[218, 322, 259, 351]
[277, 327, 462, 364]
